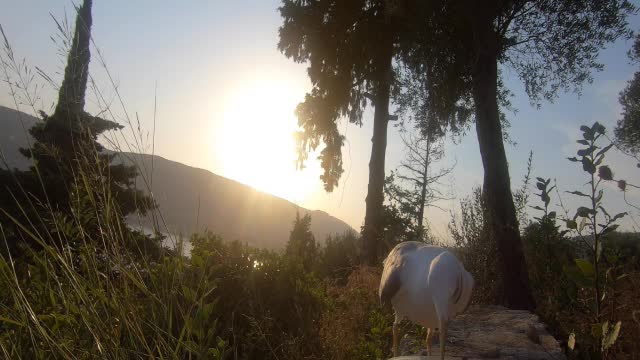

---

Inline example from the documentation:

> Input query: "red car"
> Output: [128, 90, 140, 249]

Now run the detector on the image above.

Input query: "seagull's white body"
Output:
[379, 241, 474, 359]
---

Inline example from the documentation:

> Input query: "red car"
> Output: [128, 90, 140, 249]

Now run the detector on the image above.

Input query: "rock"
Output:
[526, 324, 540, 345]
[391, 305, 566, 360]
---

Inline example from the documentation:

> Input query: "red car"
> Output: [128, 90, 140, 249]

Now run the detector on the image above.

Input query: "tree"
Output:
[286, 212, 319, 271]
[384, 127, 454, 241]
[400, 0, 634, 310]
[279, 0, 407, 265]
[0, 0, 153, 247]
[615, 33, 640, 157]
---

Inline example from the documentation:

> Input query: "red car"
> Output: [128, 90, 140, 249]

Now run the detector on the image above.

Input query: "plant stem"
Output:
[589, 141, 600, 322]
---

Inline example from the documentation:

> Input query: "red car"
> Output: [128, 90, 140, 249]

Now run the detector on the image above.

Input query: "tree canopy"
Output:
[279, 0, 405, 265]
[397, 0, 634, 310]
[615, 33, 640, 157]
[279, 0, 401, 191]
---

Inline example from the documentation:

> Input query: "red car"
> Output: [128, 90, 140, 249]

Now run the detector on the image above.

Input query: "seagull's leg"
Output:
[439, 321, 448, 360]
[425, 327, 433, 356]
[392, 321, 399, 357]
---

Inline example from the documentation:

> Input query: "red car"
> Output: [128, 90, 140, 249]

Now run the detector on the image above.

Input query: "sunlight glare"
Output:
[214, 81, 321, 203]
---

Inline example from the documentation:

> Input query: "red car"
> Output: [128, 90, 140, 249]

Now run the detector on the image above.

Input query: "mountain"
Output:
[0, 105, 355, 249]
[0, 106, 36, 170]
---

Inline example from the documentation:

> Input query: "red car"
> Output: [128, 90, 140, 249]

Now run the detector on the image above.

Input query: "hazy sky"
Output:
[2, 1, 640, 240]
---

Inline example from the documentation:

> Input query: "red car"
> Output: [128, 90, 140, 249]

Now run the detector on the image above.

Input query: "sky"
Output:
[1, 1, 640, 241]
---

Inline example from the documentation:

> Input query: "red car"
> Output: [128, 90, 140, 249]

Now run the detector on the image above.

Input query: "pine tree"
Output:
[286, 212, 318, 271]
[384, 128, 453, 242]
[0, 0, 153, 249]
[25, 0, 151, 216]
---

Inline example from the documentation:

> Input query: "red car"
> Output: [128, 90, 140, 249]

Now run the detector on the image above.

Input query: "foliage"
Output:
[278, 0, 401, 191]
[3, 2, 640, 359]
[379, 203, 415, 250]
[524, 122, 640, 359]
[560, 122, 629, 358]
[319, 266, 393, 360]
[318, 231, 360, 284]
[449, 187, 500, 304]
[278, 0, 415, 266]
[514, 151, 534, 230]
[286, 212, 319, 271]
[401, 0, 635, 123]
[402, 0, 634, 310]
[450, 158, 533, 304]
[384, 127, 454, 241]
[0, 197, 336, 359]
[615, 33, 640, 157]
[523, 178, 579, 346]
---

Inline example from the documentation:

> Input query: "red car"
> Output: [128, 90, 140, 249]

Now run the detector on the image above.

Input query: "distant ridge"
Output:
[0, 105, 355, 249]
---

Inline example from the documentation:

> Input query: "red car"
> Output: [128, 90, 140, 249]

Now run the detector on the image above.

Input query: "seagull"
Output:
[379, 241, 474, 359]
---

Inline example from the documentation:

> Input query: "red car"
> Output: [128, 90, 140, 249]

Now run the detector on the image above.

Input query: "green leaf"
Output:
[601, 224, 619, 236]
[542, 192, 550, 206]
[577, 139, 589, 145]
[530, 205, 544, 211]
[602, 321, 621, 350]
[599, 205, 610, 218]
[567, 157, 580, 162]
[578, 218, 587, 232]
[583, 128, 594, 140]
[593, 122, 606, 135]
[575, 259, 595, 277]
[566, 220, 578, 229]
[596, 143, 614, 158]
[536, 182, 546, 190]
[564, 264, 593, 288]
[548, 211, 557, 219]
[594, 190, 603, 205]
[594, 154, 605, 166]
[536, 177, 546, 183]
[592, 323, 603, 338]
[576, 206, 594, 218]
[568, 333, 576, 351]
[582, 158, 596, 174]
[567, 190, 589, 197]
[578, 146, 597, 157]
[610, 212, 627, 223]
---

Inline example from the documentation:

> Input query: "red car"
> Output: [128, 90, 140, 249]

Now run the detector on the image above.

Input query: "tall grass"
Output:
[0, 19, 227, 358]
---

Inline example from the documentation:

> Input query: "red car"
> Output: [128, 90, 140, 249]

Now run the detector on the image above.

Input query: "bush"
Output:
[319, 266, 393, 360]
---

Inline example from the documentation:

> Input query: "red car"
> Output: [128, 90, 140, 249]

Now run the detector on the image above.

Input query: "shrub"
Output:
[319, 266, 393, 360]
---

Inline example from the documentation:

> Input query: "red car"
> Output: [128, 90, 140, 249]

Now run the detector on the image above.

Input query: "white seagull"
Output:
[379, 241, 474, 359]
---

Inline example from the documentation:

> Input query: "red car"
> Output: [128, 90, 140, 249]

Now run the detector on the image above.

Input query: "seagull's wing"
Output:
[379, 242, 420, 306]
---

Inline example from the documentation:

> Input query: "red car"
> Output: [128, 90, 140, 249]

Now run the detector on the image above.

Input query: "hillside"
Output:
[0, 105, 355, 249]
[0, 106, 35, 170]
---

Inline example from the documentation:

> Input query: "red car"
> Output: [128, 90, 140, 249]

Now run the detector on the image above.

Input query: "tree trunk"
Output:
[472, 28, 535, 310]
[362, 27, 393, 266]
[416, 136, 430, 240]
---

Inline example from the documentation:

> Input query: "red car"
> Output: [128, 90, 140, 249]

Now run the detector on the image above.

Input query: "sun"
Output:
[214, 80, 321, 203]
